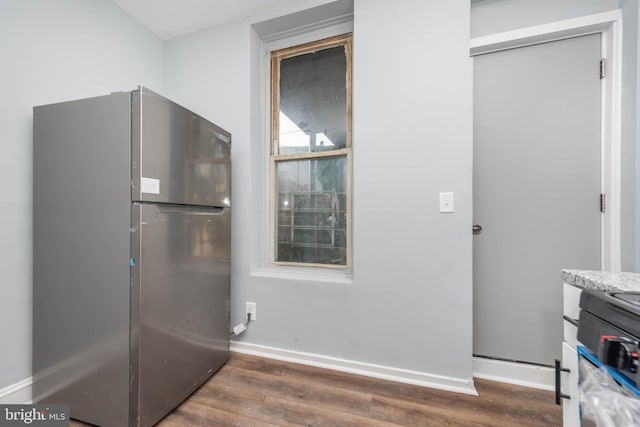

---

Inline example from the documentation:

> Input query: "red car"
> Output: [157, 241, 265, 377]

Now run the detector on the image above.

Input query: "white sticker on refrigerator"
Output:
[140, 177, 160, 194]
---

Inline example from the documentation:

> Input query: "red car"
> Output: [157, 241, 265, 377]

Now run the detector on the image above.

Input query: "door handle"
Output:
[554, 359, 571, 405]
[472, 224, 483, 235]
[562, 315, 579, 327]
[157, 205, 226, 216]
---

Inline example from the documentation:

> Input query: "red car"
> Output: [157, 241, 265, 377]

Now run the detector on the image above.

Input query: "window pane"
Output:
[275, 156, 347, 265]
[278, 45, 347, 155]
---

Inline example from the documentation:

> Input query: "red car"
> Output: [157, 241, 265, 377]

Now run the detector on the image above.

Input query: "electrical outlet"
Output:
[246, 302, 257, 321]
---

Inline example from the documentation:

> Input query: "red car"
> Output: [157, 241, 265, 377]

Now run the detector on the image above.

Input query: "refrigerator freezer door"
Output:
[130, 203, 231, 427]
[131, 87, 231, 207]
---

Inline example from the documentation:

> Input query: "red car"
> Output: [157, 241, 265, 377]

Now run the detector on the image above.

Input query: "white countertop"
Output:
[562, 269, 640, 292]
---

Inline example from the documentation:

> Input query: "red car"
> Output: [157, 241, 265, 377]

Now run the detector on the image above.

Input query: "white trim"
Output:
[470, 10, 623, 272]
[251, 265, 353, 283]
[472, 357, 554, 391]
[600, 16, 623, 272]
[0, 377, 32, 404]
[470, 10, 622, 56]
[263, 14, 353, 47]
[230, 341, 478, 396]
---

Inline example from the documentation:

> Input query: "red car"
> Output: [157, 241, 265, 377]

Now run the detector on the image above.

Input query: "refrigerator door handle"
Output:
[157, 205, 226, 216]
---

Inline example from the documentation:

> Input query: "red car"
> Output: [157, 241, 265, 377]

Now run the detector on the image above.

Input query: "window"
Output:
[270, 34, 352, 268]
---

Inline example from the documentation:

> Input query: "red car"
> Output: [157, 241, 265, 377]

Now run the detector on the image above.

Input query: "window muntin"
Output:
[271, 34, 352, 268]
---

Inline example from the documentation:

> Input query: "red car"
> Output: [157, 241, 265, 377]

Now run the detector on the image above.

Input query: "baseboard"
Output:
[2, 347, 489, 405]
[0, 377, 32, 404]
[230, 341, 478, 396]
[472, 357, 554, 391]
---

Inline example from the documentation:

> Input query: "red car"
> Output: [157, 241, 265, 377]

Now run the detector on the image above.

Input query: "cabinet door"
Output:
[563, 283, 582, 347]
[562, 342, 580, 427]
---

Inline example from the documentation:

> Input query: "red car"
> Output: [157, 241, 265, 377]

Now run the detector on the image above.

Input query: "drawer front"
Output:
[563, 321, 579, 348]
[561, 342, 580, 427]
[563, 283, 582, 319]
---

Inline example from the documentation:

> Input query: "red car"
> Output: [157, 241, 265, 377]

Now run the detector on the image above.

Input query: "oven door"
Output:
[578, 345, 640, 426]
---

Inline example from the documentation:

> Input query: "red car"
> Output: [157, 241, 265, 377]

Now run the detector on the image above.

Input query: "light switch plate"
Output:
[439, 192, 454, 213]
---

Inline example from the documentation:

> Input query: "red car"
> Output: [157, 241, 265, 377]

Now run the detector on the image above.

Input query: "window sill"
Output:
[251, 264, 353, 284]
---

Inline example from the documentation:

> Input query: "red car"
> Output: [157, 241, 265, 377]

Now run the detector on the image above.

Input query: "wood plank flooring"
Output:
[72, 353, 562, 426]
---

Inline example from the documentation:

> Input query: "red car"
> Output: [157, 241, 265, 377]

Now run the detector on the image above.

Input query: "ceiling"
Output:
[110, 0, 307, 40]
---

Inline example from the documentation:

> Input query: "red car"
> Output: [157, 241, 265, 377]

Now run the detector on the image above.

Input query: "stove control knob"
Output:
[600, 336, 637, 371]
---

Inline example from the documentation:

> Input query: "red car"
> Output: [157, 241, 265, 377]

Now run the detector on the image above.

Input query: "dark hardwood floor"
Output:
[72, 353, 562, 426]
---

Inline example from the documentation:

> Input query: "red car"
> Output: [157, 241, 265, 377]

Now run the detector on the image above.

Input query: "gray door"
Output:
[131, 87, 231, 207]
[130, 203, 231, 427]
[473, 34, 602, 365]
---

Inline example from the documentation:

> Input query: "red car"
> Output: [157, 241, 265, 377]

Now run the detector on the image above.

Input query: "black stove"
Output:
[578, 289, 640, 385]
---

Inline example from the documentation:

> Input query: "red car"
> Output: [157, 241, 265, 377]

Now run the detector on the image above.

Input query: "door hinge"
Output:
[600, 193, 606, 213]
[600, 58, 606, 79]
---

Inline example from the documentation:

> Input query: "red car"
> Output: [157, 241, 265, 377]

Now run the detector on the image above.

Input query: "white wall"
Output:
[472, 0, 640, 273]
[165, 0, 473, 386]
[0, 0, 163, 391]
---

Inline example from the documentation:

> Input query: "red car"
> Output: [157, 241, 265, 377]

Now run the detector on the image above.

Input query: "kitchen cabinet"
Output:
[560, 269, 640, 427]
[561, 282, 582, 427]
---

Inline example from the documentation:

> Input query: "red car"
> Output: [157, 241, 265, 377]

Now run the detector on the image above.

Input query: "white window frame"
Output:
[251, 18, 354, 283]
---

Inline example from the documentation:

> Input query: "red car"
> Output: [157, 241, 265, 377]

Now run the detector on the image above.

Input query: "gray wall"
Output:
[621, 0, 639, 273]
[165, 0, 474, 382]
[636, 0, 640, 272]
[6, 0, 635, 396]
[0, 0, 163, 391]
[471, 0, 620, 38]
[472, 0, 640, 273]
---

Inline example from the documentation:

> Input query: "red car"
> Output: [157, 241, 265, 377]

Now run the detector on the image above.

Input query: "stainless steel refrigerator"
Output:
[33, 87, 231, 427]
